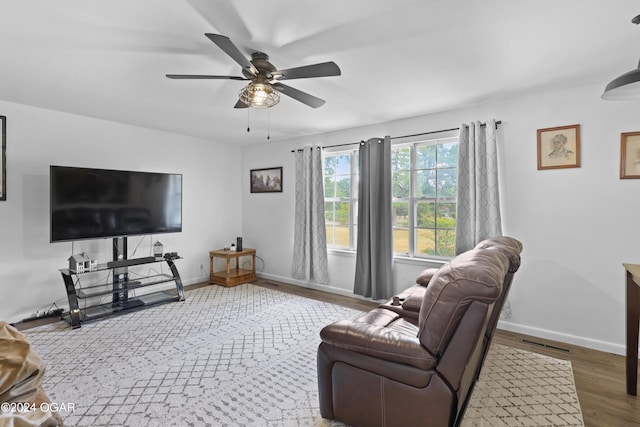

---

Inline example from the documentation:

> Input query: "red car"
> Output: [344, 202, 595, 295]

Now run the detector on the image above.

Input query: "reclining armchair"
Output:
[317, 237, 522, 427]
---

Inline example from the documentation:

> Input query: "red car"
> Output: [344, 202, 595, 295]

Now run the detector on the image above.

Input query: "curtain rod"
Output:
[291, 120, 502, 152]
[291, 146, 322, 153]
[391, 121, 502, 141]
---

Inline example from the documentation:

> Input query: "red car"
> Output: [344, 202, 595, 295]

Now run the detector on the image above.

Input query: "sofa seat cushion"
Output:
[320, 308, 436, 370]
[318, 343, 437, 389]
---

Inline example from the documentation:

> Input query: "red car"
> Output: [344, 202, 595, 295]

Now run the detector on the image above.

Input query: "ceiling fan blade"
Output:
[272, 82, 326, 108]
[187, 0, 252, 42]
[166, 74, 247, 80]
[272, 61, 341, 80]
[234, 99, 249, 109]
[205, 33, 257, 75]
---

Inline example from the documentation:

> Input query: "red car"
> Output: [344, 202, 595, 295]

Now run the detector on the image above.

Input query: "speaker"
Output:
[236, 237, 243, 252]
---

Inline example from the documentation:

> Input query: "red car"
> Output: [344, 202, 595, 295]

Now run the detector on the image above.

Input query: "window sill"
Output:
[327, 248, 356, 257]
[393, 255, 447, 268]
[327, 248, 448, 267]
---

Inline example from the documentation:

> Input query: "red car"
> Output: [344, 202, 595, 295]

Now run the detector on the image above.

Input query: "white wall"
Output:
[0, 100, 243, 323]
[241, 82, 640, 355]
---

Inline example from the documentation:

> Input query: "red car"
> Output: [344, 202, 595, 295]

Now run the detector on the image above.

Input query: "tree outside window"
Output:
[392, 138, 458, 258]
[323, 150, 358, 249]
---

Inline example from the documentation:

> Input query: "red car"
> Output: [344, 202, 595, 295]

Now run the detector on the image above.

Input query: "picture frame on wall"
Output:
[620, 131, 640, 179]
[250, 167, 283, 193]
[1, 115, 5, 201]
[537, 124, 581, 170]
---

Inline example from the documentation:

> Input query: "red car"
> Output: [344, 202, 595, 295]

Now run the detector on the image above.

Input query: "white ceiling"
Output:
[0, 1, 638, 145]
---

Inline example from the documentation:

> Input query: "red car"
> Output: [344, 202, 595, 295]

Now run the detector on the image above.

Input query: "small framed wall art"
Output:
[537, 124, 581, 170]
[250, 167, 283, 193]
[1, 115, 5, 201]
[620, 131, 640, 179]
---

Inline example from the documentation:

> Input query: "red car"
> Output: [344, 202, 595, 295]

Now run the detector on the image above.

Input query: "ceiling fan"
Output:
[166, 33, 341, 109]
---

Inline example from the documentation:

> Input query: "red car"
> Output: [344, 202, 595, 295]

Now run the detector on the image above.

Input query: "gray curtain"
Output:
[455, 119, 502, 254]
[292, 146, 329, 284]
[354, 136, 393, 300]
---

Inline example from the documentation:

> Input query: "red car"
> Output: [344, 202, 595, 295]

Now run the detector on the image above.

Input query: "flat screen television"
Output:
[50, 165, 182, 243]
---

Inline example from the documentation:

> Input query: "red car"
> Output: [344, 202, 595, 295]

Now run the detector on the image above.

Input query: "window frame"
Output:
[323, 148, 359, 250]
[322, 134, 458, 261]
[392, 136, 459, 260]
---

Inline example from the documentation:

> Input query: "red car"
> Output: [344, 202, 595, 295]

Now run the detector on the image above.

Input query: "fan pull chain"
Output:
[267, 110, 271, 141]
[247, 108, 250, 133]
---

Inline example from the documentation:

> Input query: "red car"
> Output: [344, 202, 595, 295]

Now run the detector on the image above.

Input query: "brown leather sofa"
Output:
[317, 237, 522, 427]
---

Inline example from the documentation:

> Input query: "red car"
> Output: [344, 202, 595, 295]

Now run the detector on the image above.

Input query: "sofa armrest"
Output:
[320, 309, 437, 370]
[379, 283, 429, 322]
[378, 268, 440, 320]
[416, 268, 440, 286]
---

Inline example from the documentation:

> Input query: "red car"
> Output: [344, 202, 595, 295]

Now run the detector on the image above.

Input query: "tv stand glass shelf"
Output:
[60, 257, 184, 329]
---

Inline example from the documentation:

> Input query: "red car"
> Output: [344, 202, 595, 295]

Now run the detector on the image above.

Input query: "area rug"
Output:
[461, 345, 583, 426]
[23, 284, 583, 426]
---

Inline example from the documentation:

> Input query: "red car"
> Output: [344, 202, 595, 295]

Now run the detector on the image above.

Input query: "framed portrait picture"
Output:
[250, 167, 283, 193]
[1, 115, 5, 201]
[537, 124, 581, 170]
[620, 132, 640, 179]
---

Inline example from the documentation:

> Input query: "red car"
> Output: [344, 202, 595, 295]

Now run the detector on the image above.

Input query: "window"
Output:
[322, 136, 458, 259]
[323, 150, 358, 249]
[392, 137, 458, 258]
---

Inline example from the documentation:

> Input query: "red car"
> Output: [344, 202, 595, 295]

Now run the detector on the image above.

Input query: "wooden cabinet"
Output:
[209, 248, 256, 287]
[624, 263, 640, 395]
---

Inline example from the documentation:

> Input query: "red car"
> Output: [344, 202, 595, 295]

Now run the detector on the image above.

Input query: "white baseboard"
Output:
[183, 275, 210, 287]
[497, 320, 625, 356]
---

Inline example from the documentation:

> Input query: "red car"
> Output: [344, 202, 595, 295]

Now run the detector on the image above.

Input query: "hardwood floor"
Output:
[253, 278, 379, 312]
[15, 279, 639, 426]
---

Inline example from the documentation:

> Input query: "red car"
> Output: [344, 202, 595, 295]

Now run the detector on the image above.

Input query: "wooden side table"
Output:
[209, 248, 256, 287]
[624, 263, 640, 395]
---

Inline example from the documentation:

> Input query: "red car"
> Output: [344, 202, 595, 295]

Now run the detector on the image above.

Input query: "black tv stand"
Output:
[113, 298, 144, 309]
[60, 238, 184, 329]
[107, 256, 155, 268]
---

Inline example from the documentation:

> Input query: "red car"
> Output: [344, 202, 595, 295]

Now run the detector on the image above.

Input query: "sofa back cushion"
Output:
[473, 237, 523, 339]
[473, 237, 523, 272]
[417, 246, 511, 356]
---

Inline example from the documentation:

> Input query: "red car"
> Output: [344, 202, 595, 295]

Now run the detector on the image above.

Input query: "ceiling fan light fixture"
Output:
[601, 59, 640, 100]
[168, 34, 338, 109]
[602, 14, 640, 101]
[239, 80, 280, 108]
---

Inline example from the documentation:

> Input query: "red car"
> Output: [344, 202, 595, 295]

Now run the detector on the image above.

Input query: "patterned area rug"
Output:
[462, 345, 583, 426]
[23, 284, 583, 426]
